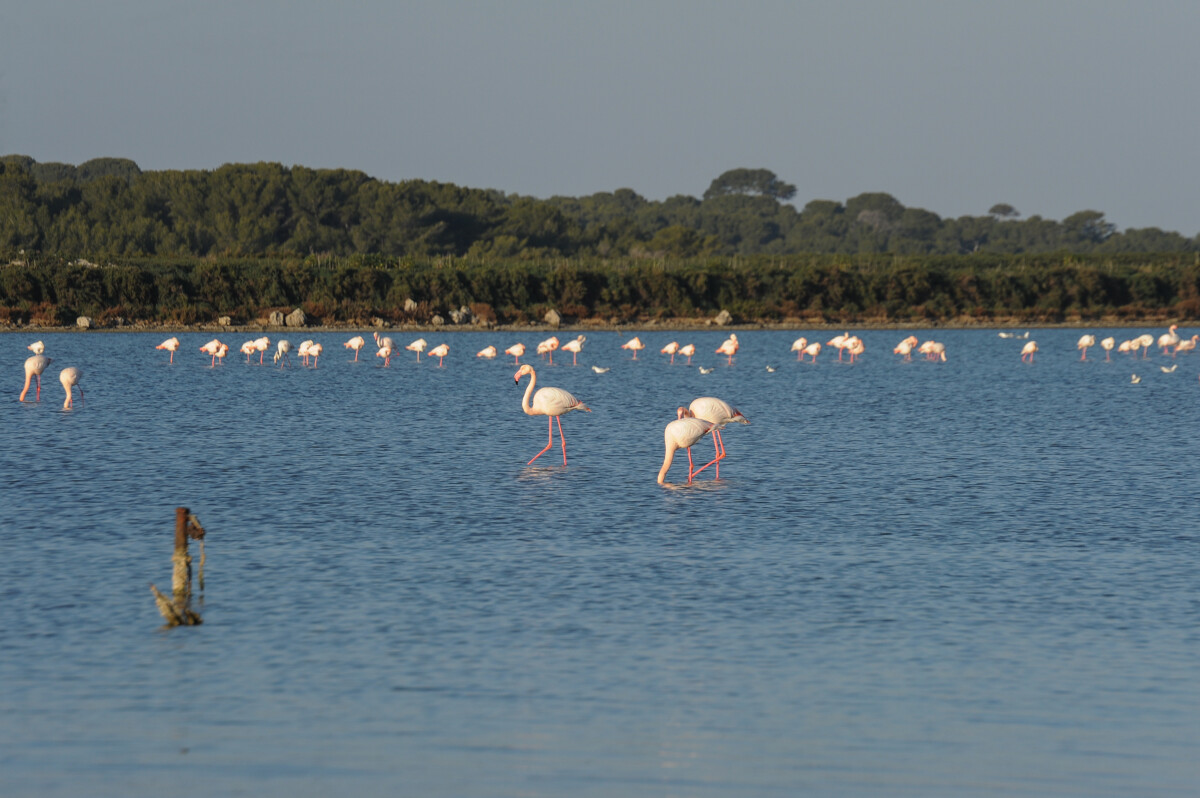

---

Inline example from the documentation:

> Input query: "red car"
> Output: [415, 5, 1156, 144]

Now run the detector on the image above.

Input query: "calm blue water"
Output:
[2, 328, 1198, 797]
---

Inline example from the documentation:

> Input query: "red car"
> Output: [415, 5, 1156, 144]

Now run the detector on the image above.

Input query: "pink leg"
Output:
[527, 417, 555, 465]
[35, 375, 41, 402]
[686, 447, 695, 483]
[556, 415, 568, 466]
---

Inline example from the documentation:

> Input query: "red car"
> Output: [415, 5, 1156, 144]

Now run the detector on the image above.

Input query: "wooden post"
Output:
[153, 506, 204, 627]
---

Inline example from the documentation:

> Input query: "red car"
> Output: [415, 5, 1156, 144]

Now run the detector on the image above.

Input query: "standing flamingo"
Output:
[1021, 340, 1038, 363]
[514, 364, 591, 466]
[790, 337, 808, 360]
[1158, 325, 1180, 355]
[1077, 334, 1096, 361]
[156, 337, 180, 363]
[199, 339, 224, 367]
[1173, 334, 1199, 356]
[297, 340, 314, 366]
[1100, 336, 1115, 361]
[427, 343, 450, 367]
[536, 336, 560, 365]
[239, 340, 256, 364]
[253, 336, 271, 364]
[688, 396, 750, 479]
[827, 332, 849, 361]
[801, 341, 822, 363]
[658, 408, 718, 485]
[893, 335, 918, 361]
[59, 367, 83, 410]
[307, 342, 323, 367]
[27, 341, 45, 355]
[477, 345, 498, 359]
[845, 336, 865, 364]
[621, 336, 645, 359]
[19, 354, 52, 402]
[1135, 334, 1154, 358]
[406, 338, 427, 361]
[679, 343, 696, 365]
[505, 343, 526, 365]
[274, 340, 292, 368]
[376, 341, 394, 366]
[661, 341, 680, 364]
[344, 335, 366, 361]
[561, 335, 587, 365]
[715, 333, 739, 365]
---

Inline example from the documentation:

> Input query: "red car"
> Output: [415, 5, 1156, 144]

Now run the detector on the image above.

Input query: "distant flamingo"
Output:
[307, 342, 323, 367]
[214, 343, 229, 365]
[199, 339, 224, 367]
[505, 343, 526, 365]
[20, 354, 52, 402]
[790, 337, 808, 360]
[845, 336, 864, 364]
[427, 343, 449, 367]
[514, 364, 591, 466]
[1021, 340, 1038, 363]
[253, 336, 271, 365]
[239, 340, 256, 364]
[59, 367, 82, 410]
[1077, 334, 1096, 361]
[1158, 325, 1179, 355]
[477, 345, 498, 359]
[156, 337, 180, 363]
[893, 335, 918, 361]
[406, 338, 427, 361]
[561, 335, 586, 365]
[1174, 335, 1199, 356]
[715, 333, 739, 365]
[801, 342, 822, 363]
[274, 340, 292, 368]
[376, 342, 394, 366]
[373, 332, 394, 353]
[679, 343, 696, 365]
[661, 341, 680, 364]
[344, 335, 366, 361]
[688, 396, 750, 479]
[658, 408, 718, 485]
[1100, 336, 1115, 361]
[926, 342, 947, 362]
[27, 340, 45, 355]
[536, 336, 560, 365]
[297, 340, 314, 366]
[621, 336, 645, 359]
[1135, 334, 1155, 358]
[1117, 339, 1136, 356]
[827, 332, 849, 361]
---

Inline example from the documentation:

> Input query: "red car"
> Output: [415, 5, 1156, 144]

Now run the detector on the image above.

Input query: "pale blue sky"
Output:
[3, 1, 1198, 234]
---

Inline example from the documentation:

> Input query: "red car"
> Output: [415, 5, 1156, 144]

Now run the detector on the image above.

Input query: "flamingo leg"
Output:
[78, 386, 84, 405]
[169, 352, 175, 364]
[670, 354, 675, 365]
[573, 353, 578, 366]
[686, 447, 695, 483]
[527, 417, 555, 465]
[35, 375, 42, 402]
[556, 415, 567, 466]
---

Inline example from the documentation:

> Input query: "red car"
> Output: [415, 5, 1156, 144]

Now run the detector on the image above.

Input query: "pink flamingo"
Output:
[1100, 337, 1115, 360]
[199, 339, 224, 367]
[239, 340, 256, 364]
[715, 334, 739, 365]
[427, 343, 450, 367]
[1158, 325, 1179, 355]
[1173, 335, 1199, 356]
[27, 340, 45, 355]
[253, 336, 271, 364]
[537, 336, 560, 365]
[801, 341, 822, 363]
[274, 340, 292, 368]
[376, 342, 394, 366]
[1135, 334, 1154, 358]
[827, 332, 849, 361]
[344, 335, 366, 361]
[661, 341, 680, 364]
[658, 408, 718, 484]
[506, 343, 526, 365]
[406, 338, 427, 361]
[845, 336, 864, 364]
[514, 364, 591, 466]
[561, 335, 586, 365]
[688, 396, 750, 479]
[156, 337, 180, 363]
[1077, 334, 1096, 361]
[477, 345, 498, 359]
[20, 354, 52, 402]
[893, 335, 918, 361]
[307, 343, 323, 367]
[59, 367, 83, 410]
[621, 336, 645, 359]
[790, 337, 808, 360]
[679, 343, 696, 365]
[1021, 340, 1038, 363]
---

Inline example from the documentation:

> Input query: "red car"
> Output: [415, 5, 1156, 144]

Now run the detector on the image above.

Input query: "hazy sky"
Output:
[3, 1, 1198, 234]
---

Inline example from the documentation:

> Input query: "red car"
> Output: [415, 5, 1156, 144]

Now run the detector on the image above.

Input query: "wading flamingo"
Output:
[59, 367, 82, 410]
[1100, 337, 1115, 361]
[536, 336, 560, 365]
[1117, 339, 1136, 356]
[156, 337, 180, 363]
[621, 336, 645, 359]
[253, 336, 271, 365]
[20, 354, 52, 402]
[1136, 334, 1154, 358]
[790, 337, 808, 360]
[477, 345, 498, 359]
[1077, 334, 1096, 361]
[307, 342, 323, 367]
[505, 343, 526, 365]
[801, 342, 822, 363]
[679, 344, 696, 365]
[688, 396, 750, 479]
[199, 339, 224, 367]
[845, 336, 864, 364]
[27, 341, 45, 355]
[406, 338, 427, 361]
[658, 408, 718, 485]
[716, 333, 739, 365]
[297, 340, 314, 366]
[893, 335, 918, 361]
[1173, 335, 1199, 356]
[514, 364, 591, 466]
[1158, 325, 1179, 355]
[344, 335, 366, 361]
[239, 340, 256, 364]
[561, 335, 586, 365]
[427, 343, 449, 367]
[376, 342, 394, 366]
[1021, 340, 1038, 363]
[827, 332, 849, 361]
[661, 341, 680, 364]
[274, 340, 292, 368]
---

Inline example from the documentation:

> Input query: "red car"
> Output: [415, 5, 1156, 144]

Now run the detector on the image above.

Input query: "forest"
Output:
[1, 156, 1198, 326]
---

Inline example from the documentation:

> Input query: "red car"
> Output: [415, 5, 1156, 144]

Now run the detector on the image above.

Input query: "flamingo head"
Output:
[730, 409, 751, 425]
[514, 364, 534, 383]
[676, 407, 692, 419]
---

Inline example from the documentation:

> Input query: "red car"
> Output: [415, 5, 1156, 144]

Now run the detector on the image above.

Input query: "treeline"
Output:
[3, 253, 1198, 327]
[2, 157, 1197, 260]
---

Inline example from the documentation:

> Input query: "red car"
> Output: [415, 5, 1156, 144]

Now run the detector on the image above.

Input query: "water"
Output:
[2, 328, 1197, 797]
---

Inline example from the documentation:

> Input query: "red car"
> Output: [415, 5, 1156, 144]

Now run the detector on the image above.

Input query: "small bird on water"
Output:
[1161, 365, 1177, 373]
[1131, 374, 1141, 384]
[591, 366, 610, 374]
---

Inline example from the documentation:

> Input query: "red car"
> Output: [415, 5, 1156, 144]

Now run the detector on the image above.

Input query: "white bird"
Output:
[1131, 374, 1141, 384]
[591, 365, 609, 374]
[765, 365, 776, 372]
[27, 340, 45, 355]
[997, 332, 1014, 339]
[688, 396, 750, 480]
[59, 367, 83, 410]
[1161, 364, 1177, 373]
[698, 366, 714, 374]
[274, 339, 292, 368]
[657, 408, 718, 485]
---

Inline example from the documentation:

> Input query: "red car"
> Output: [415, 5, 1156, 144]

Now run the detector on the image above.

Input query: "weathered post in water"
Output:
[151, 507, 206, 627]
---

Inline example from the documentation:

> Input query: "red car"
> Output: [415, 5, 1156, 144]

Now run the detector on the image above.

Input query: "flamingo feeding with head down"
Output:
[661, 341, 680, 364]
[344, 335, 366, 361]
[715, 334, 739, 365]
[156, 337, 180, 363]
[688, 396, 750, 480]
[658, 408, 718, 485]
[514, 364, 591, 466]
[427, 343, 449, 367]
[59, 367, 82, 410]
[477, 345, 497, 359]
[845, 336, 865, 364]
[406, 338, 427, 361]
[827, 332, 849, 361]
[307, 343, 323, 367]
[679, 344, 696, 365]
[274, 340, 292, 368]
[621, 336, 645, 359]
[505, 343, 526, 365]
[1021, 341, 1038, 363]
[561, 335, 586, 365]
[1076, 334, 1096, 361]
[1100, 337, 1115, 361]
[20, 354, 52, 402]
[376, 341, 394, 366]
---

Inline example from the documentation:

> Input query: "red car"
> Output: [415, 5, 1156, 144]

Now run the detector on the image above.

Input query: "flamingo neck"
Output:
[520, 370, 538, 415]
[658, 444, 678, 484]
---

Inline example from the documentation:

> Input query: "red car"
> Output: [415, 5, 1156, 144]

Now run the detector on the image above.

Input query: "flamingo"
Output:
[477, 345, 498, 359]
[307, 343, 323, 367]
[1117, 339, 1136, 356]
[1158, 325, 1180, 355]
[688, 396, 750, 480]
[1173, 335, 1199, 356]
[1135, 334, 1154, 358]
[536, 336, 560, 365]
[27, 340, 45, 355]
[253, 336, 271, 365]
[1021, 340, 1038, 363]
[427, 343, 449, 367]
[514, 364, 591, 466]
[790, 337, 808, 360]
[199, 339, 224, 367]
[344, 335, 366, 361]
[893, 335, 918, 361]
[505, 343, 526, 365]
[19, 354, 52, 402]
[1077, 334, 1096, 361]
[239, 340, 256, 364]
[926, 342, 947, 362]
[561, 335, 586, 366]
[1100, 336, 1115, 361]
[274, 340, 292, 368]
[214, 343, 229, 365]
[156, 337, 180, 363]
[59, 367, 82, 410]
[621, 336, 645, 359]
[845, 336, 864, 364]
[679, 343, 696, 365]
[406, 338, 427, 361]
[827, 332, 849, 361]
[372, 332, 394, 352]
[801, 342, 822, 363]
[376, 342, 394, 366]
[658, 408, 718, 485]
[715, 333, 739, 365]
[661, 341, 680, 364]
[297, 340, 314, 366]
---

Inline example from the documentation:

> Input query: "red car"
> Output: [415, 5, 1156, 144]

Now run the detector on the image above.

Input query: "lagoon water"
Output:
[1, 328, 1198, 797]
